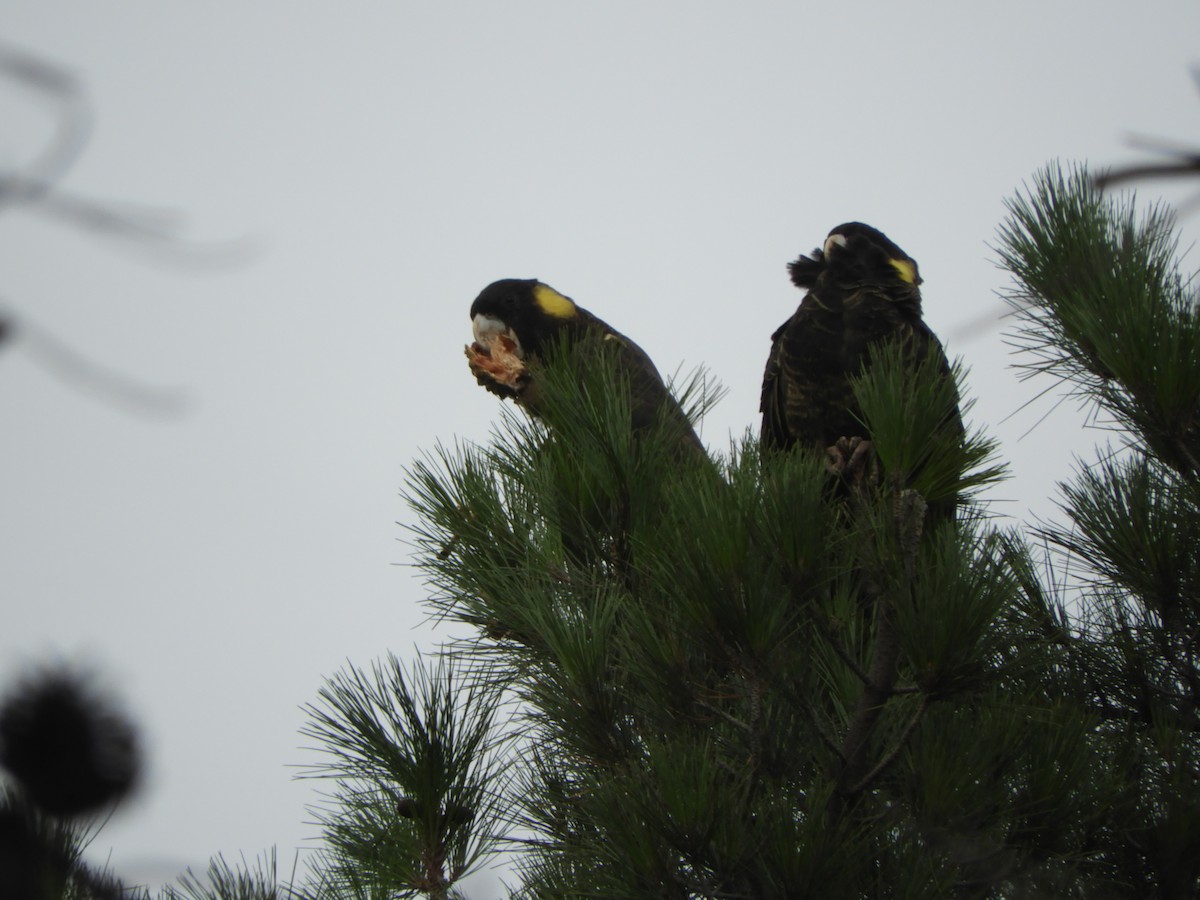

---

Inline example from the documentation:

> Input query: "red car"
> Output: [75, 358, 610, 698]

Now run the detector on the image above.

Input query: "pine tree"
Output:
[139, 163, 1200, 898]
[299, 314, 1086, 898]
[996, 163, 1200, 897]
[0, 665, 143, 899]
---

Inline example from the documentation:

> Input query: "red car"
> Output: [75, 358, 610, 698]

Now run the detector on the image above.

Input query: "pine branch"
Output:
[846, 693, 929, 796]
[998, 163, 1200, 479]
[832, 593, 903, 812]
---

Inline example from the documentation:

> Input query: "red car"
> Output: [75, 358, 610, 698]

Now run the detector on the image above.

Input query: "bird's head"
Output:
[789, 222, 921, 290]
[470, 278, 579, 359]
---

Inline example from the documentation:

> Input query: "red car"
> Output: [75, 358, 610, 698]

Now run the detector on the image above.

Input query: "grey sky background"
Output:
[3, 2, 1200, 893]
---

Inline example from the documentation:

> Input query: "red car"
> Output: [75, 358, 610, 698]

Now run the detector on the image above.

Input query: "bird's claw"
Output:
[826, 436, 879, 487]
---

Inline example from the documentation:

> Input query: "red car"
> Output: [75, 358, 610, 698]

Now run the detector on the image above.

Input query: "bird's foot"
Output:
[826, 436, 879, 487]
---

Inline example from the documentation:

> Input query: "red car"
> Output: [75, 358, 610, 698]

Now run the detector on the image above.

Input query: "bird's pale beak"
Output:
[472, 313, 524, 358]
[823, 233, 848, 255]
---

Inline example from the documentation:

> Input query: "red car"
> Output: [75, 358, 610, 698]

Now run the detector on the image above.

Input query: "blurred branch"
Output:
[1094, 157, 1200, 191]
[0, 42, 254, 416]
[0, 42, 257, 259]
[0, 40, 92, 211]
[0, 298, 190, 414]
[29, 188, 260, 264]
[1093, 70, 1200, 205]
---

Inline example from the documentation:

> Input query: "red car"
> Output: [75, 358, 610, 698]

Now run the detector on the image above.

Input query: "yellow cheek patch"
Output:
[533, 284, 577, 319]
[889, 258, 918, 284]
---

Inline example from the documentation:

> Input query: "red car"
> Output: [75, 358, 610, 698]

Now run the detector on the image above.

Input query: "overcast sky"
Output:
[3, 2, 1200, 893]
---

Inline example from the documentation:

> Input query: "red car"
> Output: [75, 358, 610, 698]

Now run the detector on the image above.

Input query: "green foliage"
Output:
[387, 335, 1098, 897]
[996, 161, 1200, 897]
[299, 655, 507, 899]
[0, 786, 138, 900]
[161, 852, 285, 900]
[291, 161, 1200, 897]
[999, 163, 1200, 477]
[852, 341, 1006, 508]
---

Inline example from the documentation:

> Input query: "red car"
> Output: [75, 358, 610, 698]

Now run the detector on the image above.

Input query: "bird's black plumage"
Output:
[468, 278, 705, 457]
[760, 223, 961, 493]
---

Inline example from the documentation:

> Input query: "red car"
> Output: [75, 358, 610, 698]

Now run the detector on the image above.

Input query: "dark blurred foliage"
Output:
[0, 667, 141, 899]
[0, 666, 139, 816]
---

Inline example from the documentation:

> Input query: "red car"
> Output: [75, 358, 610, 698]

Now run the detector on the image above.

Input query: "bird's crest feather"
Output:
[788, 250, 827, 288]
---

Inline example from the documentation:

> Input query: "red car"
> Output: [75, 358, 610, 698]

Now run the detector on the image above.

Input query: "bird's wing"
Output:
[592, 328, 707, 457]
[759, 320, 792, 451]
[761, 290, 854, 451]
[913, 317, 963, 438]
